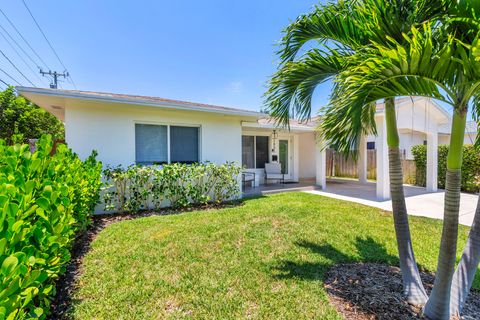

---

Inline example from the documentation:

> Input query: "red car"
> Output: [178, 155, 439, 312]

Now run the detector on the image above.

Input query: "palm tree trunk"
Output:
[450, 195, 480, 316]
[423, 109, 467, 320]
[385, 98, 428, 305]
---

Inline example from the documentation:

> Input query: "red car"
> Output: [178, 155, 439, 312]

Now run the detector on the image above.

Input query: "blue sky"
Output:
[1, 1, 472, 120]
[2, 0, 330, 114]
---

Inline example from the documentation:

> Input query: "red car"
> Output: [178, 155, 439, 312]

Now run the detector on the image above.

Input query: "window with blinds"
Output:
[135, 124, 168, 165]
[170, 126, 199, 164]
[135, 124, 199, 165]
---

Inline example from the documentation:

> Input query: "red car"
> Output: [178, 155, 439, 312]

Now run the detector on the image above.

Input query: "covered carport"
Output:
[315, 97, 450, 200]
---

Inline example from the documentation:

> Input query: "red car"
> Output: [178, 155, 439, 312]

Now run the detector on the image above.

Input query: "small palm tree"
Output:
[327, 14, 480, 320]
[265, 0, 439, 306]
[265, 0, 480, 318]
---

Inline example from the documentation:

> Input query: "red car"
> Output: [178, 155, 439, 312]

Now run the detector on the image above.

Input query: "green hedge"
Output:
[103, 162, 242, 213]
[412, 144, 480, 193]
[0, 135, 102, 319]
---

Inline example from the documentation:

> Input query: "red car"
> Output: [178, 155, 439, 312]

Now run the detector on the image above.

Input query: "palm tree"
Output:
[265, 0, 442, 305]
[265, 1, 480, 318]
[451, 196, 480, 315]
[327, 18, 480, 319]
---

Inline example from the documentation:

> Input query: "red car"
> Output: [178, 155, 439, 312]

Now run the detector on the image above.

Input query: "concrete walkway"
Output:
[306, 179, 478, 226]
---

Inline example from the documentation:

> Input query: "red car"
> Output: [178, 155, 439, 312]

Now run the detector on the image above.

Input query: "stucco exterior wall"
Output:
[398, 132, 426, 159]
[437, 133, 478, 146]
[64, 100, 243, 168]
[298, 132, 316, 180]
[464, 133, 478, 145]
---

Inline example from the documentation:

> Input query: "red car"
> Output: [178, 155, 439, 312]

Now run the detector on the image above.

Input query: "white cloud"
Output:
[227, 81, 244, 94]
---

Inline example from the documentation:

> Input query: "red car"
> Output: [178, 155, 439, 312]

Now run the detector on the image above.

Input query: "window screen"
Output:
[255, 136, 269, 169]
[367, 142, 376, 150]
[135, 124, 168, 164]
[170, 126, 199, 164]
[242, 136, 255, 168]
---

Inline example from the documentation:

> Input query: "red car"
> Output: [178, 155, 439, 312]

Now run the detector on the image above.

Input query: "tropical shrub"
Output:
[412, 144, 480, 193]
[0, 135, 102, 319]
[103, 162, 242, 213]
[0, 88, 64, 145]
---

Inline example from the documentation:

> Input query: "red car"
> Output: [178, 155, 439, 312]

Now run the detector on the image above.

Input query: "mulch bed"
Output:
[48, 202, 243, 320]
[324, 263, 480, 320]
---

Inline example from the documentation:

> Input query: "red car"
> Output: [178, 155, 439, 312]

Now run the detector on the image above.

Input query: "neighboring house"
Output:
[365, 97, 477, 160]
[16, 87, 477, 200]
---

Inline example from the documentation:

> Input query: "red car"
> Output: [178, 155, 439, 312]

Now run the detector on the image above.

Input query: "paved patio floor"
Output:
[306, 179, 478, 227]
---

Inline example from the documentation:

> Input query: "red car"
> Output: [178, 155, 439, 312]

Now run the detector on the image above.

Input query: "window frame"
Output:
[241, 134, 270, 169]
[135, 121, 201, 165]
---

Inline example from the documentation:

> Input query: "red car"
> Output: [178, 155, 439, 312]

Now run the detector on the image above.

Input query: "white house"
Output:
[16, 87, 477, 201]
[365, 97, 478, 160]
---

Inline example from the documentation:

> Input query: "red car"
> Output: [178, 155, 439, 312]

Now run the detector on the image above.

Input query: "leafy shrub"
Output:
[0, 135, 102, 319]
[412, 144, 480, 193]
[103, 162, 242, 213]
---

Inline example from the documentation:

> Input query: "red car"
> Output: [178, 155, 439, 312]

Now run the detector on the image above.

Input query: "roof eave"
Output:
[16, 86, 264, 118]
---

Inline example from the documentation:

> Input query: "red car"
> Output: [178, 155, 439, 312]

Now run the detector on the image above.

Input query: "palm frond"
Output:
[278, 1, 369, 64]
[320, 97, 376, 157]
[319, 23, 460, 155]
[264, 49, 349, 127]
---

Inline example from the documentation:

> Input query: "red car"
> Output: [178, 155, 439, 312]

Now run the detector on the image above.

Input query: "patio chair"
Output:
[264, 163, 285, 185]
[242, 171, 256, 189]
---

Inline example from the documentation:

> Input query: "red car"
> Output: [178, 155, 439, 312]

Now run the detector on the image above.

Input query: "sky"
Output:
[0, 1, 472, 120]
[1, 0, 330, 114]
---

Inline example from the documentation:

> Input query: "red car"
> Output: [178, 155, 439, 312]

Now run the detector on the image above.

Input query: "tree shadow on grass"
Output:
[271, 237, 434, 319]
[272, 236, 399, 281]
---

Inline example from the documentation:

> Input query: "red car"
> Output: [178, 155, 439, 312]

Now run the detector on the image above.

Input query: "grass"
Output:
[71, 192, 476, 319]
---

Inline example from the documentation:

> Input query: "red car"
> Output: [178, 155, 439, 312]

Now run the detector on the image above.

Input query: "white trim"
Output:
[16, 86, 264, 118]
[167, 125, 171, 164]
[241, 121, 314, 132]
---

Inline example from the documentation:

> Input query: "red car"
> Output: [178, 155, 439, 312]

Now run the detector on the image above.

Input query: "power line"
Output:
[22, 0, 77, 89]
[0, 49, 35, 86]
[40, 69, 68, 89]
[0, 22, 41, 70]
[0, 7, 49, 70]
[0, 78, 9, 87]
[0, 25, 45, 86]
[0, 67, 21, 86]
[23, 0, 65, 68]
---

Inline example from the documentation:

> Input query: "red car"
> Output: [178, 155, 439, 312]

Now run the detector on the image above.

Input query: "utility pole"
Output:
[39, 69, 69, 89]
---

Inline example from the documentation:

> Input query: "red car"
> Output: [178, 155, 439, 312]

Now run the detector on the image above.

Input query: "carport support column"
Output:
[358, 134, 368, 183]
[293, 134, 300, 182]
[375, 113, 390, 200]
[315, 134, 327, 190]
[426, 128, 438, 192]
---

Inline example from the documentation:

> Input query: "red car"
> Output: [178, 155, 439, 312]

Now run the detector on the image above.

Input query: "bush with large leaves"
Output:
[0, 135, 102, 319]
[0, 88, 64, 145]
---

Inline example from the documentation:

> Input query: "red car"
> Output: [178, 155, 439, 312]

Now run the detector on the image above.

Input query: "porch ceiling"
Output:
[241, 121, 315, 133]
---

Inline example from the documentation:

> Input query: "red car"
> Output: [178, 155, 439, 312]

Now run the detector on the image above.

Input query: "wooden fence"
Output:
[326, 149, 416, 184]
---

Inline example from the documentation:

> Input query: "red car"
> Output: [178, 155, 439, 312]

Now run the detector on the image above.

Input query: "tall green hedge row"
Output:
[0, 135, 102, 319]
[412, 144, 480, 193]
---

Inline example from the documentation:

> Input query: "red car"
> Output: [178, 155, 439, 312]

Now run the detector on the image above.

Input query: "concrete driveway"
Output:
[306, 179, 478, 226]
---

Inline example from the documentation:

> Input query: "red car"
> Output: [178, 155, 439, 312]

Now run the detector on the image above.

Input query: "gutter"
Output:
[16, 86, 264, 118]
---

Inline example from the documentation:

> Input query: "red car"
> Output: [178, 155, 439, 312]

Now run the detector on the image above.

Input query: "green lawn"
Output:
[71, 192, 476, 319]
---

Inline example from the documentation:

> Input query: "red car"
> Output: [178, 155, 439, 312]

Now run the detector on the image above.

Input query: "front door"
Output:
[279, 139, 291, 180]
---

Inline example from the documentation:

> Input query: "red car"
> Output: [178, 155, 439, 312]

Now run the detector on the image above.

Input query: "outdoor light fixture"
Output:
[271, 130, 278, 152]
